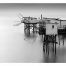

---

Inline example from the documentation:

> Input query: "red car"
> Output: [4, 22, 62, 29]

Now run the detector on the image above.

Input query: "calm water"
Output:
[0, 24, 66, 63]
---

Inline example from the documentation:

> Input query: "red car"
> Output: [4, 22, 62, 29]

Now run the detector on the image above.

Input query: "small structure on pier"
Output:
[21, 16, 39, 36]
[58, 20, 66, 34]
[46, 22, 58, 35]
[14, 14, 66, 56]
[43, 21, 59, 55]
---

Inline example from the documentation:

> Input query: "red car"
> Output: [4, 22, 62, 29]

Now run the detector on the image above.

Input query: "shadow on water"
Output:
[58, 34, 66, 46]
[58, 34, 66, 39]
[42, 34, 66, 63]
[43, 53, 57, 63]
[24, 31, 38, 43]
[23, 31, 66, 63]
[25, 32, 37, 38]
[42, 42, 57, 63]
[22, 27, 66, 63]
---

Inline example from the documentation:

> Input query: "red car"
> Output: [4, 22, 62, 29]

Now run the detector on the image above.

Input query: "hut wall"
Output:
[46, 24, 58, 35]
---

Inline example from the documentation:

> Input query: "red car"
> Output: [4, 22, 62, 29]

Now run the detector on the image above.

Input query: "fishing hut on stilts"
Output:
[43, 20, 59, 55]
[23, 17, 38, 36]
[15, 14, 66, 56]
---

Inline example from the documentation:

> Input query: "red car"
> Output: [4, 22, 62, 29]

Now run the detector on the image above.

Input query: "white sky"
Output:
[0, 4, 66, 26]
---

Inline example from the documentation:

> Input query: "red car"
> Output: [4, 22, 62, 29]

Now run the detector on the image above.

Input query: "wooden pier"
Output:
[15, 15, 66, 56]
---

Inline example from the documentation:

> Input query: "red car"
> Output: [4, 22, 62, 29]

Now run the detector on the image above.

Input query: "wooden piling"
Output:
[47, 43, 49, 55]
[26, 24, 30, 35]
[55, 43, 56, 55]
[43, 35, 46, 53]
[55, 35, 56, 55]
[43, 42, 45, 53]
[46, 44, 47, 54]
[59, 35, 60, 45]
[24, 23, 26, 33]
[53, 42, 54, 53]
[63, 36, 64, 45]
[33, 24, 34, 33]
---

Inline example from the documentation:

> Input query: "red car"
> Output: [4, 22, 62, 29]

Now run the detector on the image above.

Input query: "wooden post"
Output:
[42, 35, 44, 42]
[55, 43, 56, 55]
[48, 43, 49, 55]
[43, 35, 46, 52]
[63, 36, 64, 45]
[59, 35, 60, 45]
[55, 35, 56, 55]
[33, 24, 34, 33]
[24, 23, 26, 33]
[46, 43, 48, 54]
[43, 42, 45, 53]
[28, 24, 30, 35]
[26, 24, 30, 36]
[45, 35, 48, 54]
[53, 42, 54, 53]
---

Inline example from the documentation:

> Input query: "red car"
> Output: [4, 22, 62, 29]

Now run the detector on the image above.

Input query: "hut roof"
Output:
[46, 22, 59, 24]
[43, 17, 60, 20]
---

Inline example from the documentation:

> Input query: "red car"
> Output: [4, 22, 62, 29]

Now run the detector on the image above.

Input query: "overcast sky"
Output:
[0, 3, 66, 26]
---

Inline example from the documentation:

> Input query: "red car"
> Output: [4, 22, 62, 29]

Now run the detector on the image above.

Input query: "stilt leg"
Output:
[46, 44, 47, 54]
[53, 43, 54, 53]
[48, 44, 49, 55]
[55, 43, 56, 55]
[33, 24, 34, 33]
[58, 35, 60, 45]
[55, 35, 56, 55]
[63, 36, 64, 46]
[43, 42, 45, 53]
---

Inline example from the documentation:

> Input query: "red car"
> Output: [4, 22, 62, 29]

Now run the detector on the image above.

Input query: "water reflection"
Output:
[42, 34, 66, 63]
[0, 25, 66, 62]
[24, 30, 38, 43]
[43, 42, 57, 63]
[23, 29, 66, 63]
[43, 52, 57, 63]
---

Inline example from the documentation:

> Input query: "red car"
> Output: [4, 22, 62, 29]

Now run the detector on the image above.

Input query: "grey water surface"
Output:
[0, 23, 65, 63]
